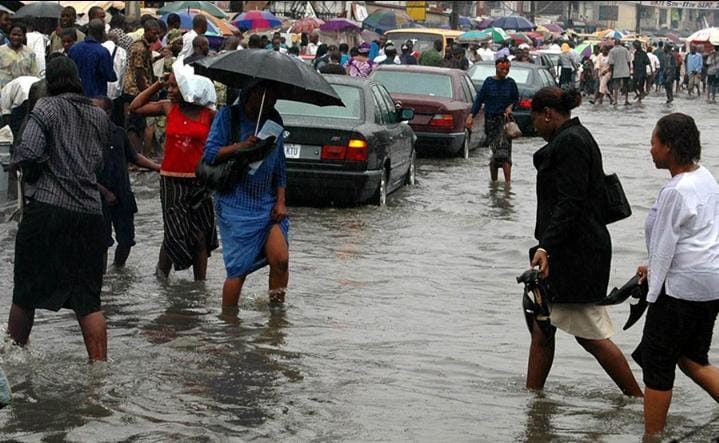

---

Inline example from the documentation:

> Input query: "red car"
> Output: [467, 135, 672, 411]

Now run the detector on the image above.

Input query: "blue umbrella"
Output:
[362, 9, 415, 34]
[491, 15, 535, 31]
[161, 11, 222, 36]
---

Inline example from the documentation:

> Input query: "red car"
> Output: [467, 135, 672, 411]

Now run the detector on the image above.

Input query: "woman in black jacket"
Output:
[526, 86, 642, 397]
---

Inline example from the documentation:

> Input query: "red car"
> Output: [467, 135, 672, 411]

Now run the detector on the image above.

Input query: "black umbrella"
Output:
[14, 1, 64, 19]
[191, 49, 344, 107]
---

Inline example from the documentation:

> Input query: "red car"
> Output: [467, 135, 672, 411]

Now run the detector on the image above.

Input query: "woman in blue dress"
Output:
[203, 79, 289, 310]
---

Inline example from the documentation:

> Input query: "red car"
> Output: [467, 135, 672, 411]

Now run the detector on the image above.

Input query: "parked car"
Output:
[370, 65, 483, 158]
[383, 28, 464, 58]
[275, 75, 416, 206]
[467, 61, 557, 136]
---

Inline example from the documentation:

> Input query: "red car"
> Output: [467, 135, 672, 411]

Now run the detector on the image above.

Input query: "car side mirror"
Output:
[399, 108, 415, 121]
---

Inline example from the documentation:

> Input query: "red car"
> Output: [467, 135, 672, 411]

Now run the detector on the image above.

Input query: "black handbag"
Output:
[196, 106, 277, 193]
[603, 172, 631, 224]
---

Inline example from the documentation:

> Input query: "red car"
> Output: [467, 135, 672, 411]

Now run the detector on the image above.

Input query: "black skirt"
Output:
[13, 201, 105, 316]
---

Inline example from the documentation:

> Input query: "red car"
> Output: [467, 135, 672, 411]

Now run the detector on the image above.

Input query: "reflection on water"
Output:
[1, 96, 719, 439]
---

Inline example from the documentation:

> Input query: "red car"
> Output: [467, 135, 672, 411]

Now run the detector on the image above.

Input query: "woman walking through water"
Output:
[526, 86, 643, 397]
[203, 79, 289, 314]
[633, 113, 719, 436]
[130, 65, 218, 281]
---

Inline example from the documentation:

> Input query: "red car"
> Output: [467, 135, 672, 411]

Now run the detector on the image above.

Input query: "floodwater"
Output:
[1, 93, 719, 442]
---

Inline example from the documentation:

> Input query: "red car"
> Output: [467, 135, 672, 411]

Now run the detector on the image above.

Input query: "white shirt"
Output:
[178, 30, 197, 61]
[102, 40, 127, 100]
[0, 76, 40, 115]
[478, 47, 494, 61]
[647, 52, 660, 75]
[25, 31, 47, 77]
[645, 165, 719, 303]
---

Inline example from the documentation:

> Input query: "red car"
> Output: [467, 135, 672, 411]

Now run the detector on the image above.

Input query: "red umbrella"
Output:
[666, 32, 680, 44]
[290, 17, 325, 34]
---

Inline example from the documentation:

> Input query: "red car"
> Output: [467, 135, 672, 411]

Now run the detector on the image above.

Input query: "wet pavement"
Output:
[1, 91, 719, 441]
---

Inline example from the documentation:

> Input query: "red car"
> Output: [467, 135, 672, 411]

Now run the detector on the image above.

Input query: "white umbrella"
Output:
[687, 27, 719, 46]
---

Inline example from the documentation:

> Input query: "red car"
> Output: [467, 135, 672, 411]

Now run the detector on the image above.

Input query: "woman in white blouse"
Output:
[634, 113, 719, 436]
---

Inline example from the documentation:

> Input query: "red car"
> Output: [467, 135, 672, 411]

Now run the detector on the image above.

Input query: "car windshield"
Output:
[275, 84, 362, 119]
[468, 65, 531, 85]
[372, 70, 453, 98]
[384, 31, 444, 55]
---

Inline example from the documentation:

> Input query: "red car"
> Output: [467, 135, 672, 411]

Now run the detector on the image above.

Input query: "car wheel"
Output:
[372, 168, 388, 206]
[460, 130, 470, 159]
[405, 150, 416, 186]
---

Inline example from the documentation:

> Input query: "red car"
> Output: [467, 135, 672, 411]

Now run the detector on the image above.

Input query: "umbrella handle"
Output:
[255, 89, 266, 136]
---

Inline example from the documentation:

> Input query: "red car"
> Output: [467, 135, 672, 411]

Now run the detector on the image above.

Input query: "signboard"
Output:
[406, 1, 426, 21]
[598, 5, 619, 21]
[648, 1, 719, 8]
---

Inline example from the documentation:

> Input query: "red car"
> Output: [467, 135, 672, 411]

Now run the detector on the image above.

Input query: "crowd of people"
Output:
[1, 6, 718, 438]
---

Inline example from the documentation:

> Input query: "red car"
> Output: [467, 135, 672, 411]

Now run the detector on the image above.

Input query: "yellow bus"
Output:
[384, 28, 465, 57]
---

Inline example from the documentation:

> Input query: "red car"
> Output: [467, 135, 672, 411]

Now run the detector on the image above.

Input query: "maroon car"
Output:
[370, 65, 484, 158]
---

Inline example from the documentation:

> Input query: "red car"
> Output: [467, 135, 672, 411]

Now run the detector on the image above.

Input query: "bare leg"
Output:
[156, 244, 172, 279]
[644, 387, 672, 436]
[77, 311, 107, 362]
[7, 304, 34, 346]
[678, 357, 719, 401]
[527, 320, 555, 390]
[192, 232, 208, 282]
[265, 224, 289, 304]
[502, 162, 512, 183]
[222, 276, 246, 308]
[575, 337, 643, 396]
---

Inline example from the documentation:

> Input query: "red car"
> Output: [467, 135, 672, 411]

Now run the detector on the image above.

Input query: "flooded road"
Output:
[1, 93, 719, 441]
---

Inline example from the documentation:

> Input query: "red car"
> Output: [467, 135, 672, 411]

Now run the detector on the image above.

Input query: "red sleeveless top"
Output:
[161, 104, 213, 177]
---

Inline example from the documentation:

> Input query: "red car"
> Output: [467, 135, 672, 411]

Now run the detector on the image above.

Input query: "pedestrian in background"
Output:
[69, 19, 117, 97]
[608, 39, 631, 106]
[0, 23, 38, 90]
[663, 44, 677, 103]
[8, 56, 111, 362]
[706, 45, 719, 102]
[526, 86, 643, 398]
[49, 6, 84, 53]
[633, 113, 719, 436]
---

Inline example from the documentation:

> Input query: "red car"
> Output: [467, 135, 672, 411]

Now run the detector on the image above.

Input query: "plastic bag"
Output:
[172, 59, 216, 108]
[503, 119, 522, 139]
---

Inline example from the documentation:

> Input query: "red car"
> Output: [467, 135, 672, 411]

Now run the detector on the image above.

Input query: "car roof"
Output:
[321, 74, 378, 87]
[373, 64, 464, 75]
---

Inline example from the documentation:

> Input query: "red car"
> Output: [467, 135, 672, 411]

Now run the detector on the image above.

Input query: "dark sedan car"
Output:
[370, 65, 483, 159]
[275, 75, 416, 206]
[467, 61, 557, 136]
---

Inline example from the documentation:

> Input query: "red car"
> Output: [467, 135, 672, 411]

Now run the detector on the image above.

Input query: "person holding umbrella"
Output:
[203, 79, 290, 312]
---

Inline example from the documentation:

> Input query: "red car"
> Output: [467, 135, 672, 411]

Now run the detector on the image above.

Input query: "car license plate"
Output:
[284, 143, 301, 159]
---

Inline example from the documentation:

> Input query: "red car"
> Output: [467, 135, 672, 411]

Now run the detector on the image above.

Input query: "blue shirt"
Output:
[68, 36, 117, 97]
[471, 76, 519, 117]
[687, 52, 703, 74]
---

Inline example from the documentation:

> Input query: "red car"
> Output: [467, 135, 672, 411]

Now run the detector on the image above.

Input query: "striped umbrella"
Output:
[232, 10, 283, 31]
[289, 17, 325, 34]
[479, 27, 510, 43]
[603, 29, 624, 40]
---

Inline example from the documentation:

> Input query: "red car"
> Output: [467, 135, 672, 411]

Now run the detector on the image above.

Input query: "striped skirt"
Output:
[160, 176, 219, 271]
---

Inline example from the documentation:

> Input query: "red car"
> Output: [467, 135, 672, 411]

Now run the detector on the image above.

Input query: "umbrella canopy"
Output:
[687, 27, 719, 45]
[456, 30, 493, 44]
[544, 23, 563, 33]
[161, 10, 239, 37]
[491, 15, 535, 31]
[575, 41, 595, 57]
[476, 18, 495, 29]
[458, 16, 475, 30]
[478, 27, 510, 43]
[232, 10, 283, 31]
[320, 18, 362, 33]
[362, 9, 414, 34]
[15, 1, 63, 19]
[665, 32, 681, 44]
[510, 32, 532, 44]
[289, 17, 325, 34]
[192, 49, 344, 107]
[602, 29, 624, 40]
[158, 1, 227, 19]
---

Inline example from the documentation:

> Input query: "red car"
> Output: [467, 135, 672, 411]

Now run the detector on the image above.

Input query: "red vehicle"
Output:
[370, 65, 484, 159]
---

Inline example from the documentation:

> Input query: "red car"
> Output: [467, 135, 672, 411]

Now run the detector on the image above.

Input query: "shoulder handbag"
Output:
[603, 172, 631, 224]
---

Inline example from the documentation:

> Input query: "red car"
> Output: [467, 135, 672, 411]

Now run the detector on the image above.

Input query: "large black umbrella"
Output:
[14, 1, 64, 19]
[192, 49, 344, 107]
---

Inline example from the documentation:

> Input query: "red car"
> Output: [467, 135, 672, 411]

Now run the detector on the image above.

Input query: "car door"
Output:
[370, 85, 406, 190]
[461, 74, 482, 144]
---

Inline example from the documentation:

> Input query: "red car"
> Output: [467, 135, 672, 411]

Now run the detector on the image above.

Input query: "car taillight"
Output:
[346, 139, 368, 161]
[518, 98, 532, 109]
[430, 113, 454, 128]
[320, 139, 368, 161]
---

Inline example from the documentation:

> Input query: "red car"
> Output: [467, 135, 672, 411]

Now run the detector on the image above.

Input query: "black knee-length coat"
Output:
[532, 117, 611, 304]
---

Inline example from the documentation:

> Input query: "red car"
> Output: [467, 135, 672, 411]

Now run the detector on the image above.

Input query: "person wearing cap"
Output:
[346, 42, 375, 78]
[374, 43, 399, 65]
[466, 57, 518, 182]
[399, 41, 417, 65]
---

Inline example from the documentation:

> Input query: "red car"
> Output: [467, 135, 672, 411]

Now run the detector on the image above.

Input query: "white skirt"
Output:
[549, 303, 616, 340]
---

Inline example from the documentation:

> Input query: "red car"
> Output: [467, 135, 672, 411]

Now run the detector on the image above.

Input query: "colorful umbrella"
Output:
[289, 17, 325, 34]
[510, 32, 532, 44]
[479, 27, 510, 43]
[602, 29, 624, 40]
[544, 23, 563, 33]
[232, 10, 283, 31]
[158, 1, 227, 19]
[456, 30, 493, 44]
[320, 18, 362, 33]
[162, 10, 239, 36]
[362, 9, 414, 34]
[526, 31, 544, 42]
[687, 27, 719, 45]
[476, 18, 495, 29]
[491, 16, 535, 31]
[575, 41, 595, 57]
